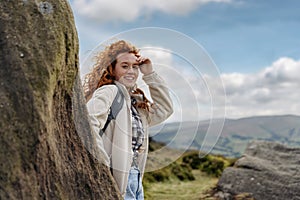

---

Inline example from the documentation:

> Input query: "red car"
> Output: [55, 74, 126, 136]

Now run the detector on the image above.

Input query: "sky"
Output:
[68, 0, 300, 122]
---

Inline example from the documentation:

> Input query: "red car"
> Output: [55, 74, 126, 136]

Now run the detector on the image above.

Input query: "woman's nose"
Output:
[127, 66, 136, 73]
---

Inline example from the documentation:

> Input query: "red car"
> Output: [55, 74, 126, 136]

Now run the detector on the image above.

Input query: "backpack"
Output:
[99, 84, 124, 137]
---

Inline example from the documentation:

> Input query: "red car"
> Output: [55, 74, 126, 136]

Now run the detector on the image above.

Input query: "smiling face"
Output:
[114, 52, 139, 89]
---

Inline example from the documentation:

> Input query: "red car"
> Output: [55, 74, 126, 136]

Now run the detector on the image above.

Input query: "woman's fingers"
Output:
[137, 56, 151, 65]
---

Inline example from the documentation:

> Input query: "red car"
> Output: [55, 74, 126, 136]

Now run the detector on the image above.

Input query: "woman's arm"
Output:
[143, 72, 173, 127]
[86, 85, 118, 164]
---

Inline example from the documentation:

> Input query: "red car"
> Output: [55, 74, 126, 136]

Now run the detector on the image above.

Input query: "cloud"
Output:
[141, 53, 300, 121]
[219, 57, 300, 118]
[71, 0, 233, 23]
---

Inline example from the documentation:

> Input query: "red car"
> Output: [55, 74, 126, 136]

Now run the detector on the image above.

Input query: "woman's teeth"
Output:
[125, 77, 134, 80]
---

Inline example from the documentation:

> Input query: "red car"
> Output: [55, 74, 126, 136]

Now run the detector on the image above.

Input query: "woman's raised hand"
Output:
[136, 55, 153, 75]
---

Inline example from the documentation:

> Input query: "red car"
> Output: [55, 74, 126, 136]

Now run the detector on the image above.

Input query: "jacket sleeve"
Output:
[86, 85, 118, 165]
[143, 71, 173, 127]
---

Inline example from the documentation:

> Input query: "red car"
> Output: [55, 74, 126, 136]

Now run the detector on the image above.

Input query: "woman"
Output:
[83, 40, 173, 199]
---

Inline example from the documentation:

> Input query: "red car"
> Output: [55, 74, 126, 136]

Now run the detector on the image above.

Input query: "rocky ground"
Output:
[214, 140, 300, 200]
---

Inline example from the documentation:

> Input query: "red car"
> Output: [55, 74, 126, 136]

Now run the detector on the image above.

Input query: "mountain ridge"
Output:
[150, 114, 300, 157]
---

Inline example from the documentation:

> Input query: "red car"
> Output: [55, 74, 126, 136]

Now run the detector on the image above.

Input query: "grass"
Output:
[144, 170, 218, 200]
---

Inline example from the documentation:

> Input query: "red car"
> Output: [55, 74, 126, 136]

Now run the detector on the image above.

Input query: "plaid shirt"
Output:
[131, 97, 144, 167]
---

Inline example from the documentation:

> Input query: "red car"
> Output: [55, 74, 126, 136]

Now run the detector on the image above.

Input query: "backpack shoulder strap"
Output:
[99, 84, 124, 137]
[109, 84, 125, 119]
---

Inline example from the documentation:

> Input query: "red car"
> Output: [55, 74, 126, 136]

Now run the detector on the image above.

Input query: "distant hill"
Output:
[150, 115, 300, 157]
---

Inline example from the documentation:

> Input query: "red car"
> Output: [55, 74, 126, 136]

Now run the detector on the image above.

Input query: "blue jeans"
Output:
[124, 167, 144, 200]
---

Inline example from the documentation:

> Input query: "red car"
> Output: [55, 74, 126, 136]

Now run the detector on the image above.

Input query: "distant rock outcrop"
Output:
[0, 1, 121, 199]
[215, 140, 300, 200]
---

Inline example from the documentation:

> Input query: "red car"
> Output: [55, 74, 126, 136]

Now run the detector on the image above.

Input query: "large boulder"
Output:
[0, 1, 121, 199]
[215, 140, 300, 200]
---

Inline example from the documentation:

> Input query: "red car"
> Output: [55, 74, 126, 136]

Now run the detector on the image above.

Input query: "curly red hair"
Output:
[83, 40, 151, 111]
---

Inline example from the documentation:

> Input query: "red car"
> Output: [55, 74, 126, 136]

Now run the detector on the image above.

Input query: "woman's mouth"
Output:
[124, 76, 135, 81]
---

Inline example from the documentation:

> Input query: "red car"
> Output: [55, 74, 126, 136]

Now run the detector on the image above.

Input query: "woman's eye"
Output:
[133, 65, 139, 69]
[122, 65, 129, 69]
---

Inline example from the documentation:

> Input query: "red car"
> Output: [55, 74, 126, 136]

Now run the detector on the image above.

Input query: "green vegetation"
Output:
[182, 151, 236, 177]
[144, 141, 237, 199]
[144, 139, 196, 183]
[144, 170, 218, 200]
[143, 162, 195, 183]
